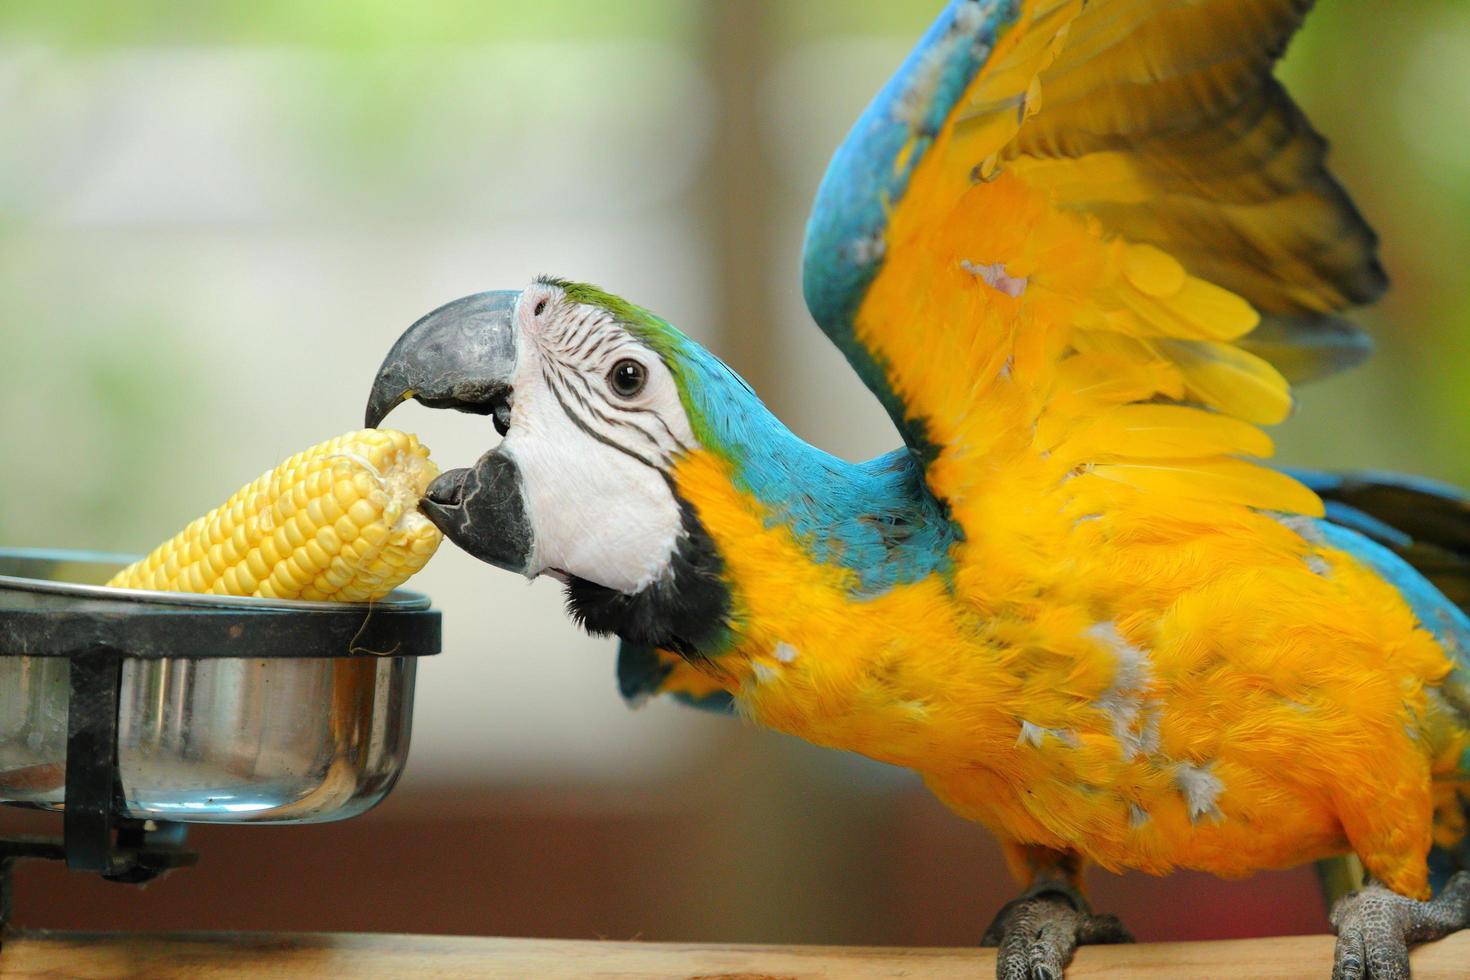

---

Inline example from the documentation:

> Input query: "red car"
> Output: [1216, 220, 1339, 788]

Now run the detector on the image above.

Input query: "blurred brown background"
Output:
[0, 0, 1464, 946]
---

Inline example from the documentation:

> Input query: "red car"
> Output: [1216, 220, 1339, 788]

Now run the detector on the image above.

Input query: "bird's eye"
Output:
[534, 299, 547, 317]
[608, 359, 647, 399]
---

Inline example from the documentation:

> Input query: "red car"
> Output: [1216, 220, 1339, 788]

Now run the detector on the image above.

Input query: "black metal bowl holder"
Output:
[0, 583, 440, 922]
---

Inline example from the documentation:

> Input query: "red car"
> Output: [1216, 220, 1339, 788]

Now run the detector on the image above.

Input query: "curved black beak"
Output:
[365, 290, 521, 432]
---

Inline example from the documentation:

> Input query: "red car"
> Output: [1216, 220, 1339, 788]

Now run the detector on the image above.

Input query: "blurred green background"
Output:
[0, 0, 1465, 948]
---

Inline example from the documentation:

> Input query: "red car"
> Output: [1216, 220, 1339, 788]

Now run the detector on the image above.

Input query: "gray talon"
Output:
[1329, 871, 1470, 980]
[981, 880, 1133, 980]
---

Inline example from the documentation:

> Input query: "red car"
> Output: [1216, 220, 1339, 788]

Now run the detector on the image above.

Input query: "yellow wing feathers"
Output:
[857, 0, 1378, 525]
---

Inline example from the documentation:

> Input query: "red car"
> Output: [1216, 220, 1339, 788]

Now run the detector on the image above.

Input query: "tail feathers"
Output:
[1290, 469, 1470, 893]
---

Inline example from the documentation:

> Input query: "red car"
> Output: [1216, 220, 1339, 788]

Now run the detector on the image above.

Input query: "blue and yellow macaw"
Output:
[366, 2, 1470, 976]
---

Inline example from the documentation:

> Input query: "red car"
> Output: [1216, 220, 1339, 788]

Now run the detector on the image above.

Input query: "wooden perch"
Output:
[2, 931, 1467, 978]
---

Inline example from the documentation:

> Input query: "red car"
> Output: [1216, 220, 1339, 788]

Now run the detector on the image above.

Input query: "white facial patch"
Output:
[503, 281, 699, 593]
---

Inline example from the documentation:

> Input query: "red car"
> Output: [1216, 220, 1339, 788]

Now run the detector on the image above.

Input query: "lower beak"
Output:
[419, 449, 534, 575]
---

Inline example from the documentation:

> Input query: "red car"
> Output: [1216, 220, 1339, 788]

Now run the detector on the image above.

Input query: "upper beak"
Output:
[365, 290, 521, 432]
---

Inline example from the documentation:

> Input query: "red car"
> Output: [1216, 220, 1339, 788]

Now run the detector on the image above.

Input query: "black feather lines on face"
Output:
[563, 485, 731, 657]
[540, 307, 688, 468]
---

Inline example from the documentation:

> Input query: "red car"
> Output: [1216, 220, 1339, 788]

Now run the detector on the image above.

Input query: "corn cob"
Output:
[107, 428, 442, 601]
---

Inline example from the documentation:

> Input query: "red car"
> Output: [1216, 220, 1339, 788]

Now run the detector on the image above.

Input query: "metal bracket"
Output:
[63, 646, 123, 874]
[0, 645, 197, 928]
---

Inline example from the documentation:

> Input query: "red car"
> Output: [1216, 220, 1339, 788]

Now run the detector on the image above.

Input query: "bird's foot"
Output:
[980, 879, 1133, 980]
[1330, 871, 1470, 979]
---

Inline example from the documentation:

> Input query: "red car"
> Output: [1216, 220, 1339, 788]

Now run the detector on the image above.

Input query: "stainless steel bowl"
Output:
[0, 549, 438, 824]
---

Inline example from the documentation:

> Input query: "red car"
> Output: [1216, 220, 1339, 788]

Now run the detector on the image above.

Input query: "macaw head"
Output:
[365, 276, 749, 654]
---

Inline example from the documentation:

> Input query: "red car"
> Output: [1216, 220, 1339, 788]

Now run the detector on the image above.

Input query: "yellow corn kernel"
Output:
[108, 429, 443, 601]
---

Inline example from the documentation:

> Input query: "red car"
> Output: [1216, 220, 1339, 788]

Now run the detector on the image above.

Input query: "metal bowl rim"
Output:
[0, 547, 431, 613]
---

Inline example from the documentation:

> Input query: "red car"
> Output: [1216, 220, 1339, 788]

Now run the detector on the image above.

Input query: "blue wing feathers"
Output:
[1309, 519, 1470, 666]
[1288, 468, 1470, 611]
[616, 639, 673, 706]
[1288, 469, 1469, 507]
[1291, 468, 1470, 662]
[616, 639, 734, 714]
[801, 0, 1018, 423]
[1318, 501, 1413, 551]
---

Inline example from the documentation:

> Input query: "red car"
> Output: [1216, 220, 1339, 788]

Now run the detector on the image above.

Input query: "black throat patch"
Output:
[562, 492, 731, 657]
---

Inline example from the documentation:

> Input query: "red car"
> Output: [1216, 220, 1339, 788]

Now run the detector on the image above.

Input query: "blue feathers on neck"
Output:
[666, 338, 955, 595]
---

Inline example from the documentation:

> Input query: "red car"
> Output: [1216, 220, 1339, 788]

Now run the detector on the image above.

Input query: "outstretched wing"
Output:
[802, 0, 1384, 532]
